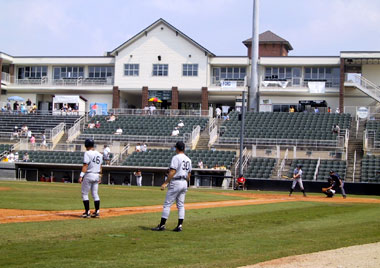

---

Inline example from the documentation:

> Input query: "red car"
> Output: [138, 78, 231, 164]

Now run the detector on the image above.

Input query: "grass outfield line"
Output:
[0, 202, 379, 268]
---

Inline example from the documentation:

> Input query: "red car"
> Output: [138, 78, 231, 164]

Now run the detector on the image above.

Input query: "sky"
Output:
[1, 0, 380, 57]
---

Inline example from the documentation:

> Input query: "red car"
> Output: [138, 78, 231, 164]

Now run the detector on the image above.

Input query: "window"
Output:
[124, 64, 139, 76]
[18, 66, 47, 79]
[212, 67, 246, 82]
[152, 64, 168, 76]
[183, 64, 198, 76]
[53, 66, 84, 79]
[88, 66, 114, 78]
[303, 67, 340, 87]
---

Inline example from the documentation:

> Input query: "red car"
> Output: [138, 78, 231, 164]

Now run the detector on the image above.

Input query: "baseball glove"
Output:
[322, 187, 328, 192]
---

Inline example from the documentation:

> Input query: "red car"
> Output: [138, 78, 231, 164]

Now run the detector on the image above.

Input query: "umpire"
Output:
[327, 170, 347, 198]
[152, 141, 192, 232]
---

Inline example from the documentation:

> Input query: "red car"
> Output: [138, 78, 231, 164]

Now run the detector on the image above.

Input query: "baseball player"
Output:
[152, 141, 192, 232]
[79, 139, 103, 218]
[289, 164, 307, 197]
[327, 170, 347, 198]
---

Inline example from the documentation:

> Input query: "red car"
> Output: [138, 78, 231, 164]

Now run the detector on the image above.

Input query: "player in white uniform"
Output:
[79, 139, 103, 218]
[289, 164, 307, 197]
[152, 141, 192, 232]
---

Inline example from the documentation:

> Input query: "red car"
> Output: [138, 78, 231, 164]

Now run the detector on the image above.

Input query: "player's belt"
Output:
[173, 176, 186, 180]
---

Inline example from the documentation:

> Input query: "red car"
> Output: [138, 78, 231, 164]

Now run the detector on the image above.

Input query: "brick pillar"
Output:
[142, 86, 148, 108]
[171, 86, 179, 109]
[9, 64, 15, 83]
[112, 86, 120, 108]
[339, 58, 345, 113]
[201, 87, 208, 116]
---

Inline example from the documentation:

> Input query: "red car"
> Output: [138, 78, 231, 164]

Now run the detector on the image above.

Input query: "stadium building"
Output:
[2, 18, 380, 113]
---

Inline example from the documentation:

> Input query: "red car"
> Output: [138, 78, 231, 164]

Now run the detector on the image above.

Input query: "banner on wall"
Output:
[308, 82, 326, 93]
[221, 80, 237, 88]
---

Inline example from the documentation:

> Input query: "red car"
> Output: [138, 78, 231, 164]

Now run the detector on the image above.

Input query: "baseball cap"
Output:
[175, 141, 185, 151]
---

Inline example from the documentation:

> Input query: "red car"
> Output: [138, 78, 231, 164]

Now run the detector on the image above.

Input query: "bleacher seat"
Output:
[245, 158, 276, 179]
[221, 112, 351, 141]
[0, 144, 13, 154]
[81, 115, 208, 137]
[122, 149, 236, 169]
[361, 155, 380, 183]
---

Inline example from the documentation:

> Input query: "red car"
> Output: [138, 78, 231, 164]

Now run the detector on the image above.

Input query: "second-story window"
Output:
[124, 64, 139, 76]
[183, 64, 198, 76]
[53, 66, 84, 79]
[152, 64, 168, 76]
[18, 66, 48, 79]
[89, 66, 114, 78]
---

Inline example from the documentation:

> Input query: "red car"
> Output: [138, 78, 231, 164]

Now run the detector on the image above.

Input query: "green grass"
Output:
[0, 181, 245, 210]
[0, 181, 380, 268]
[0, 202, 379, 268]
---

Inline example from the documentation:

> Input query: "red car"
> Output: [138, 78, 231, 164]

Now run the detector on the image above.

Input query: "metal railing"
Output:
[110, 143, 130, 166]
[345, 73, 380, 102]
[277, 148, 289, 178]
[217, 136, 345, 148]
[313, 158, 321, 181]
[234, 147, 249, 177]
[8, 76, 114, 87]
[50, 122, 65, 142]
[77, 133, 186, 144]
[190, 125, 201, 149]
[1, 72, 10, 83]
[67, 115, 85, 142]
[108, 108, 209, 117]
[259, 76, 340, 89]
[352, 150, 357, 182]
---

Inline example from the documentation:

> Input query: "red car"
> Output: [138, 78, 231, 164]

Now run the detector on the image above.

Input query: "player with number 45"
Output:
[79, 139, 103, 218]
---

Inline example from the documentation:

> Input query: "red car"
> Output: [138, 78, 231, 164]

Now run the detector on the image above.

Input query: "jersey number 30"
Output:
[92, 156, 101, 164]
[182, 161, 190, 171]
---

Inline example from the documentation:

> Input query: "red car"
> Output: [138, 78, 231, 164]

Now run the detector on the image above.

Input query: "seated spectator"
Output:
[27, 130, 32, 139]
[289, 106, 295, 113]
[149, 104, 156, 115]
[177, 120, 184, 128]
[95, 121, 101, 128]
[14, 152, 19, 161]
[1, 154, 9, 162]
[13, 126, 19, 138]
[171, 127, 179, 136]
[107, 113, 116, 122]
[30, 135, 36, 148]
[213, 164, 220, 170]
[88, 122, 95, 129]
[7, 151, 15, 163]
[115, 127, 123, 135]
[198, 160, 204, 169]
[332, 124, 340, 134]
[135, 143, 142, 152]
[32, 103, 37, 114]
[335, 107, 340, 114]
[314, 107, 319, 113]
[23, 152, 29, 162]
[142, 143, 147, 152]
[1, 106, 6, 112]
[21, 125, 28, 136]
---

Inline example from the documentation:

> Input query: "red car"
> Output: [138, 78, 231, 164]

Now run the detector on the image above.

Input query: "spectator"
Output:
[332, 124, 340, 134]
[314, 107, 319, 113]
[91, 103, 98, 116]
[335, 107, 340, 114]
[32, 103, 37, 114]
[7, 151, 15, 163]
[41, 133, 47, 149]
[327, 107, 331, 113]
[1, 106, 6, 112]
[134, 170, 142, 186]
[1, 154, 9, 162]
[289, 106, 295, 113]
[27, 129, 32, 139]
[26, 98, 32, 108]
[198, 160, 204, 169]
[177, 120, 184, 128]
[215, 107, 222, 118]
[107, 113, 116, 122]
[88, 122, 95, 129]
[20, 103, 27, 114]
[142, 143, 147, 152]
[21, 125, 28, 136]
[12, 126, 19, 139]
[14, 152, 19, 162]
[6, 101, 11, 111]
[222, 169, 232, 189]
[30, 134, 36, 148]
[103, 145, 111, 165]
[23, 152, 29, 162]
[95, 121, 101, 128]
[171, 127, 179, 136]
[115, 127, 123, 135]
[149, 104, 156, 115]
[13, 101, 19, 112]
[135, 143, 142, 152]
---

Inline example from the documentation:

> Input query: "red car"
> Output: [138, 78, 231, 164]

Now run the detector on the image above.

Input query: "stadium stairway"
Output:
[345, 120, 365, 182]
[196, 130, 210, 150]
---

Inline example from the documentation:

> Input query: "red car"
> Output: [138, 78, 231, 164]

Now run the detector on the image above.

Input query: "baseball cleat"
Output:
[303, 193, 307, 197]
[343, 195, 347, 199]
[91, 211, 100, 218]
[173, 225, 183, 232]
[81, 212, 90, 218]
[151, 225, 166, 231]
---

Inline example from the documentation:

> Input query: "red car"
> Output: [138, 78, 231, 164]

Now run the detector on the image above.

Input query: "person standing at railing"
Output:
[103, 145, 111, 166]
[26, 99, 32, 112]
[41, 133, 47, 149]
[30, 134, 36, 149]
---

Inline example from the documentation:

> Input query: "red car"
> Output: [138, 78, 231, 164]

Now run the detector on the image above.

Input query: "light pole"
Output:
[249, 0, 259, 111]
[238, 91, 246, 177]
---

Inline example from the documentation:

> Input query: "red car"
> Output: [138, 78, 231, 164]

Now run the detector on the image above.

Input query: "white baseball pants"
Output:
[162, 180, 187, 220]
[81, 173, 100, 201]
[291, 178, 304, 190]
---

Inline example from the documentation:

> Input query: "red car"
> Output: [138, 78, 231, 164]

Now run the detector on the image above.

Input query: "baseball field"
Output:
[1, 181, 380, 268]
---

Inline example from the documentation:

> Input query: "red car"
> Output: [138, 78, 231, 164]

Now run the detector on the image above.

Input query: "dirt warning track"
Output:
[1, 193, 379, 224]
